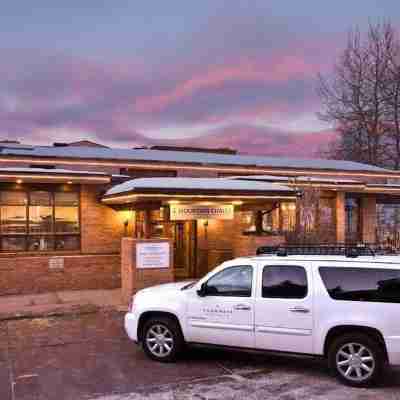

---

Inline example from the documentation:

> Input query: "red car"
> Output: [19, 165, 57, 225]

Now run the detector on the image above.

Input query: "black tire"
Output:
[328, 332, 386, 387]
[142, 316, 184, 362]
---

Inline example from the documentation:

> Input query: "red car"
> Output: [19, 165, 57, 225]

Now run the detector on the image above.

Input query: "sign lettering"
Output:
[170, 204, 234, 221]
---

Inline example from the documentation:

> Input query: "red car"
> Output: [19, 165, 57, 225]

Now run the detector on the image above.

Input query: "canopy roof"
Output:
[102, 177, 298, 205]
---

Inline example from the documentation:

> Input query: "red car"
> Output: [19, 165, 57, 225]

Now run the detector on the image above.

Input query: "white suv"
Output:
[124, 251, 400, 387]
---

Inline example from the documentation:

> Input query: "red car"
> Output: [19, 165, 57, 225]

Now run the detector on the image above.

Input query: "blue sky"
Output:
[1, 1, 399, 154]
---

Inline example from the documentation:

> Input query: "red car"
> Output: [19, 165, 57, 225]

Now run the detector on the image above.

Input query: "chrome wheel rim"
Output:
[145, 324, 174, 358]
[336, 342, 375, 382]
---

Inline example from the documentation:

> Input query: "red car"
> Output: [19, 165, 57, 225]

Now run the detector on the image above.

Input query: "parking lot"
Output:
[1, 311, 400, 400]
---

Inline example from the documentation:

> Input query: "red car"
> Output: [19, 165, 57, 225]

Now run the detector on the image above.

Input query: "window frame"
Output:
[0, 183, 81, 253]
[261, 264, 309, 300]
[204, 265, 254, 298]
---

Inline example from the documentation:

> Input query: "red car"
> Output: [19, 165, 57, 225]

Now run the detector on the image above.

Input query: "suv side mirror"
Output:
[197, 283, 207, 297]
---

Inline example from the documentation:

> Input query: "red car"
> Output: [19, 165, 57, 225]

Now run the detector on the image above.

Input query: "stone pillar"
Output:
[361, 195, 377, 244]
[121, 238, 174, 304]
[336, 192, 346, 243]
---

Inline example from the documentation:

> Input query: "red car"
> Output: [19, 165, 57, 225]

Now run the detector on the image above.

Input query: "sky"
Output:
[1, 1, 400, 156]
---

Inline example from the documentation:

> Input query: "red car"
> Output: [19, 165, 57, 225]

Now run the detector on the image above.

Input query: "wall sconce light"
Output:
[119, 210, 134, 236]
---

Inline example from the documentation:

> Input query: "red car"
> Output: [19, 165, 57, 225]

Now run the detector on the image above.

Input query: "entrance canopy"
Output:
[101, 177, 298, 206]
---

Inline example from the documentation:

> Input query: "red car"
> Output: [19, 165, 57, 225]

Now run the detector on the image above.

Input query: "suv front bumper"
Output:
[124, 312, 139, 343]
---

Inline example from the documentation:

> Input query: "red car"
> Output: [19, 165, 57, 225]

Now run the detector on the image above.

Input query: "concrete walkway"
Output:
[0, 289, 124, 320]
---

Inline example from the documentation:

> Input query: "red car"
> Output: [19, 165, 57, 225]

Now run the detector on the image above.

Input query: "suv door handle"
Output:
[289, 306, 310, 314]
[233, 304, 251, 311]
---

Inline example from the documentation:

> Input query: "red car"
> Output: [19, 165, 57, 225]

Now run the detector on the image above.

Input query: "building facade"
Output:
[0, 142, 400, 296]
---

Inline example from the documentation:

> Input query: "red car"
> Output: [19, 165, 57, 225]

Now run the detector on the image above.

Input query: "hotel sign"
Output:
[170, 204, 234, 221]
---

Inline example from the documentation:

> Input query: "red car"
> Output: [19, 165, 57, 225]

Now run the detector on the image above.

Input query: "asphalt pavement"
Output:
[1, 311, 399, 400]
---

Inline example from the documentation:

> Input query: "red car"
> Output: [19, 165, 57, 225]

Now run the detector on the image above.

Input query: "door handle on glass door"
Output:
[233, 304, 251, 311]
[289, 306, 310, 314]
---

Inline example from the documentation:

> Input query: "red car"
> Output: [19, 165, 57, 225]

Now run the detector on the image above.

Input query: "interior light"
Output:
[16, 179, 23, 184]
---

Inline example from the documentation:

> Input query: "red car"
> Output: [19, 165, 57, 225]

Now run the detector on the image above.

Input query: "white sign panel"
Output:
[170, 204, 234, 221]
[49, 257, 64, 271]
[136, 242, 170, 269]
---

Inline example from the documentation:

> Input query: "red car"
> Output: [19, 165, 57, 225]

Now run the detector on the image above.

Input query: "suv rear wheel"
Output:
[142, 316, 184, 362]
[328, 333, 385, 387]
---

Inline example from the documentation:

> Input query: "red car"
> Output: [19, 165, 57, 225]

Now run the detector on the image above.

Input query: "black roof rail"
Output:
[256, 244, 375, 258]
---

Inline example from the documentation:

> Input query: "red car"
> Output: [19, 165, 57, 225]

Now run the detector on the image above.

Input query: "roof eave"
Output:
[0, 154, 397, 178]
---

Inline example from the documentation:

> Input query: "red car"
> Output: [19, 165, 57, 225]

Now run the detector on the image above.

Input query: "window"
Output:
[319, 267, 400, 303]
[29, 191, 53, 233]
[0, 191, 27, 234]
[262, 265, 308, 299]
[243, 202, 297, 236]
[0, 186, 80, 252]
[280, 202, 296, 231]
[54, 192, 79, 233]
[205, 266, 253, 297]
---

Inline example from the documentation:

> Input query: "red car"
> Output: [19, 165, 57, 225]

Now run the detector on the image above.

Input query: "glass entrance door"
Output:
[172, 221, 196, 279]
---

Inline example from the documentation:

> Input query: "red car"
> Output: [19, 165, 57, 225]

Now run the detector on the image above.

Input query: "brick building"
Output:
[1, 141, 400, 296]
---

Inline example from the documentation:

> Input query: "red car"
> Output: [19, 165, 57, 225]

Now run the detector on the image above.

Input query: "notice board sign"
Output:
[136, 242, 170, 269]
[170, 204, 234, 221]
[49, 257, 64, 271]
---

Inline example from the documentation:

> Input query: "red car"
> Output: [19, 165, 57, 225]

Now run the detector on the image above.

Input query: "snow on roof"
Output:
[228, 175, 361, 183]
[0, 167, 109, 176]
[0, 145, 392, 173]
[104, 177, 295, 197]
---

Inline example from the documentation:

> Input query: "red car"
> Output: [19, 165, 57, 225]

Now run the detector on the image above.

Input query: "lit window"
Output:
[0, 186, 80, 252]
[280, 202, 296, 232]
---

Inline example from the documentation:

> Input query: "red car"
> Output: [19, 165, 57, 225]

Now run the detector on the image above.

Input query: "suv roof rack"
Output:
[256, 244, 375, 258]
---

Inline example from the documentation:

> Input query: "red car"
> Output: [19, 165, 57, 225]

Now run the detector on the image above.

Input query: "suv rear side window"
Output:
[262, 265, 308, 299]
[320, 267, 400, 303]
[205, 265, 253, 297]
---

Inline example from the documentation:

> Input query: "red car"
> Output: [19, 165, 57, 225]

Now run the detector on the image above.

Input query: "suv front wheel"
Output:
[142, 316, 184, 362]
[328, 333, 385, 387]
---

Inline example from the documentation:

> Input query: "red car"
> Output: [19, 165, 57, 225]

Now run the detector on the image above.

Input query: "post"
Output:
[121, 238, 174, 304]
[143, 210, 152, 239]
[361, 195, 377, 244]
[336, 192, 346, 243]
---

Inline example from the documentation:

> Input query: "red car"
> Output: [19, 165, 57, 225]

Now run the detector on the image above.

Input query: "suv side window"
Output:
[319, 267, 400, 303]
[262, 265, 308, 299]
[205, 265, 253, 297]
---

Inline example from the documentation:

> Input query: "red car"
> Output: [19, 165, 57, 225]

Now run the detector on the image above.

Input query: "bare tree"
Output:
[317, 22, 399, 168]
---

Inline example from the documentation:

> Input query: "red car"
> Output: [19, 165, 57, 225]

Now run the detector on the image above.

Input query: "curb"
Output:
[0, 303, 100, 321]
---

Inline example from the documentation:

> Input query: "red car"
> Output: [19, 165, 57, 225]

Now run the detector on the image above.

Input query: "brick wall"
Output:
[195, 210, 286, 274]
[231, 211, 285, 257]
[81, 185, 125, 253]
[0, 254, 120, 296]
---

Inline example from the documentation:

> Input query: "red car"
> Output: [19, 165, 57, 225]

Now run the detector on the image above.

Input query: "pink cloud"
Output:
[134, 51, 330, 114]
[158, 125, 338, 158]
